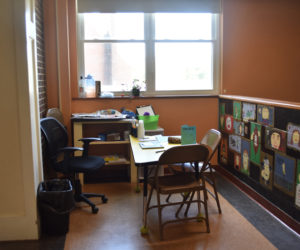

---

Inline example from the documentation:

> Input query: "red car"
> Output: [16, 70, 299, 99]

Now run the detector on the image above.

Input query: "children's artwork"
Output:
[287, 123, 300, 152]
[220, 103, 225, 116]
[220, 136, 228, 164]
[250, 123, 262, 166]
[295, 160, 300, 208]
[225, 115, 234, 134]
[241, 138, 250, 176]
[233, 101, 241, 120]
[260, 152, 273, 190]
[234, 120, 244, 136]
[219, 115, 225, 131]
[242, 103, 256, 122]
[243, 122, 251, 139]
[234, 153, 241, 171]
[257, 105, 274, 127]
[274, 152, 296, 196]
[229, 134, 241, 153]
[265, 127, 286, 153]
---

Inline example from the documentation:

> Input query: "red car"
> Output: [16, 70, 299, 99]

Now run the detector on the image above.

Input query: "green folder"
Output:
[181, 125, 197, 145]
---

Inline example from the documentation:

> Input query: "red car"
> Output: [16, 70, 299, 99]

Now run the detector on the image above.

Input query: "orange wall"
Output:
[223, 0, 300, 102]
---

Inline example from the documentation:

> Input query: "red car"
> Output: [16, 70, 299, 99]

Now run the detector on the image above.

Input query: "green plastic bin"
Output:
[138, 115, 159, 130]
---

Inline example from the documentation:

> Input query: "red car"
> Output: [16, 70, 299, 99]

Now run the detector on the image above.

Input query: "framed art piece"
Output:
[274, 152, 296, 196]
[241, 138, 250, 176]
[257, 105, 274, 127]
[136, 105, 155, 116]
[295, 160, 300, 208]
[265, 127, 286, 153]
[250, 123, 262, 166]
[234, 120, 244, 136]
[243, 122, 251, 139]
[229, 134, 241, 153]
[233, 101, 242, 120]
[234, 153, 241, 171]
[219, 115, 225, 131]
[225, 115, 234, 134]
[242, 103, 256, 122]
[220, 135, 228, 165]
[287, 123, 300, 152]
[260, 152, 273, 190]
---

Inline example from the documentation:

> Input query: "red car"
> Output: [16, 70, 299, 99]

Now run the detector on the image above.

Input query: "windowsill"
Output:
[72, 94, 219, 100]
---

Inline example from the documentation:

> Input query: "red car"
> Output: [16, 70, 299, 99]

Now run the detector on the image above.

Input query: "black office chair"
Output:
[40, 117, 108, 214]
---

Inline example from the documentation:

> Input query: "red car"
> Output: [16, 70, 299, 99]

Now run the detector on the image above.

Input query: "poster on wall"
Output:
[274, 152, 296, 196]
[241, 138, 250, 176]
[257, 105, 274, 127]
[234, 153, 241, 171]
[250, 122, 262, 166]
[225, 115, 234, 134]
[265, 127, 286, 153]
[243, 122, 251, 139]
[233, 101, 242, 120]
[287, 123, 300, 152]
[220, 135, 228, 165]
[295, 160, 300, 208]
[234, 120, 244, 136]
[260, 152, 273, 190]
[229, 134, 241, 153]
[242, 103, 256, 122]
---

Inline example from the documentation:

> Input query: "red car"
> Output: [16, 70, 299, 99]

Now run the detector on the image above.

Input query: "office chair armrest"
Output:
[78, 137, 102, 157]
[58, 146, 84, 153]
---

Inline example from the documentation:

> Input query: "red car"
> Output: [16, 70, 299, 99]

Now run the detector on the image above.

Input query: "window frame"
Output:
[77, 13, 221, 96]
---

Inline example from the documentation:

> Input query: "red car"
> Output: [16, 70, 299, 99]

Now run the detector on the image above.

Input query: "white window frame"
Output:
[77, 13, 221, 96]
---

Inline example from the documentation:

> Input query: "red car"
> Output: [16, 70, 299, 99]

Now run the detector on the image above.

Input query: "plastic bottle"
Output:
[78, 76, 86, 98]
[85, 74, 96, 97]
[138, 120, 145, 139]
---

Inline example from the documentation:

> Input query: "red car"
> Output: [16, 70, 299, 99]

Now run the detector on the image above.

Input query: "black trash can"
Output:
[37, 179, 75, 235]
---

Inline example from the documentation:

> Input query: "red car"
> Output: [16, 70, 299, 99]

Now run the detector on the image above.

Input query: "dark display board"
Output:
[218, 98, 300, 222]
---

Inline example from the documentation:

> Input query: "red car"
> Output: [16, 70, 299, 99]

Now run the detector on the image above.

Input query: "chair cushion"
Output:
[68, 156, 105, 173]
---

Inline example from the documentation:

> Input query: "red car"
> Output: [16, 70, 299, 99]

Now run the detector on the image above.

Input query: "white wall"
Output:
[0, 0, 43, 240]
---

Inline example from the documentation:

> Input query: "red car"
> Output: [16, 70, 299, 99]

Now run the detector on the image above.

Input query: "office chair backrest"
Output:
[40, 117, 68, 159]
[200, 129, 221, 162]
[46, 108, 64, 125]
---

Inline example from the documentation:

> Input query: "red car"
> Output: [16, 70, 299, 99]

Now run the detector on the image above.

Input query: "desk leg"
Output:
[140, 166, 149, 234]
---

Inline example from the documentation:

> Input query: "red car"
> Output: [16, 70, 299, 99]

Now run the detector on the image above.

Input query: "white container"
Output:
[137, 120, 145, 139]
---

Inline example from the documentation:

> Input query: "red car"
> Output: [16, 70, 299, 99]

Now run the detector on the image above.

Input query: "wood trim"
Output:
[219, 95, 300, 110]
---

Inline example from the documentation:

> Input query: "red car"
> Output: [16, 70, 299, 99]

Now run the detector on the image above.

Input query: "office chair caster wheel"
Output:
[102, 197, 108, 203]
[92, 206, 99, 214]
[140, 226, 148, 235]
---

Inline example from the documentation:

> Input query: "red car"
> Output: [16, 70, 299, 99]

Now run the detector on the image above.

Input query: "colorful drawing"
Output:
[225, 115, 234, 134]
[229, 134, 241, 153]
[243, 122, 251, 139]
[250, 123, 262, 166]
[265, 127, 286, 153]
[220, 136, 228, 164]
[219, 115, 225, 131]
[234, 153, 241, 171]
[220, 103, 225, 116]
[241, 138, 250, 176]
[234, 120, 244, 136]
[260, 152, 273, 190]
[257, 105, 274, 127]
[287, 123, 300, 152]
[295, 160, 300, 208]
[233, 101, 241, 120]
[274, 152, 296, 196]
[242, 103, 256, 122]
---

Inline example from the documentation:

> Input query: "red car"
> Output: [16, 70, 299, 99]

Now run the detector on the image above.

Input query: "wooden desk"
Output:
[129, 135, 180, 230]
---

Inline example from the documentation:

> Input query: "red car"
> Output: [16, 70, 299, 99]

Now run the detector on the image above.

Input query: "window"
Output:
[77, 13, 220, 96]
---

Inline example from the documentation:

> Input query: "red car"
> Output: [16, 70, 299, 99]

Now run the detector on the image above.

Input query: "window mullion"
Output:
[144, 13, 155, 94]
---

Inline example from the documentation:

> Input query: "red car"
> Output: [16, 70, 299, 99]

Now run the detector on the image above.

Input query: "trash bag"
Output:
[37, 179, 75, 235]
